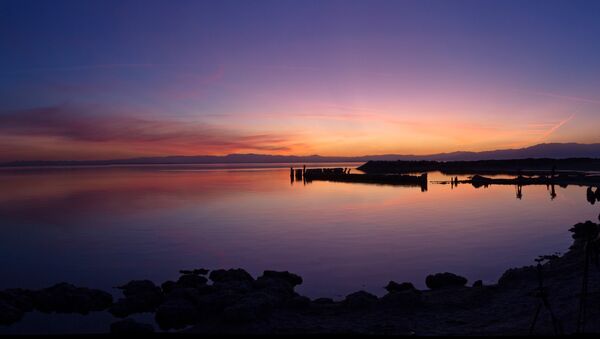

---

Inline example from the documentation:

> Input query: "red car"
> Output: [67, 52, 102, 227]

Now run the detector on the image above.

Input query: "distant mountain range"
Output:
[3, 143, 600, 167]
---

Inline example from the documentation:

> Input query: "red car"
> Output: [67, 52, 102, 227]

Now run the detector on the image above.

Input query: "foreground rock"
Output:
[425, 272, 468, 289]
[110, 318, 154, 334]
[2, 220, 600, 335]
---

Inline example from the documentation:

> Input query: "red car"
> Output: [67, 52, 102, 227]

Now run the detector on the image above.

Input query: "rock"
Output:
[313, 297, 335, 305]
[425, 273, 468, 290]
[380, 290, 421, 309]
[110, 318, 155, 334]
[384, 281, 418, 294]
[259, 271, 303, 287]
[222, 292, 278, 322]
[285, 295, 311, 310]
[343, 291, 378, 310]
[0, 300, 24, 325]
[155, 298, 201, 330]
[0, 289, 34, 312]
[32, 283, 112, 314]
[109, 280, 163, 318]
[472, 280, 483, 288]
[161, 280, 177, 294]
[209, 269, 254, 284]
[498, 266, 537, 286]
[176, 274, 208, 289]
[179, 268, 209, 276]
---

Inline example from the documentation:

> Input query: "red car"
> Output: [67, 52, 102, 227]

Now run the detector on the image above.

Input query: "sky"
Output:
[1, 0, 600, 161]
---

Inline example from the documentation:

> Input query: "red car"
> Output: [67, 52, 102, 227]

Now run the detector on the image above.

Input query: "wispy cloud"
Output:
[0, 104, 306, 160]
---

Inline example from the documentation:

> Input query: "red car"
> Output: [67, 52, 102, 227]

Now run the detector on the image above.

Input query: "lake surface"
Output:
[1, 163, 598, 301]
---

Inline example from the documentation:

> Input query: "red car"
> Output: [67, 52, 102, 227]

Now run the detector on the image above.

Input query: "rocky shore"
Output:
[2, 220, 600, 335]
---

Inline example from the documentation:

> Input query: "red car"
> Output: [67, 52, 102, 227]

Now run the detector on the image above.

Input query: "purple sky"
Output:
[1, 0, 600, 161]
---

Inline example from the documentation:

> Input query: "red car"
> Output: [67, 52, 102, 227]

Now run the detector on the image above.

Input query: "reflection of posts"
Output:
[550, 184, 556, 200]
[516, 185, 523, 200]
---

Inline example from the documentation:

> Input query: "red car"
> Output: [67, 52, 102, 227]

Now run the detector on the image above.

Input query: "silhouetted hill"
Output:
[2, 143, 600, 167]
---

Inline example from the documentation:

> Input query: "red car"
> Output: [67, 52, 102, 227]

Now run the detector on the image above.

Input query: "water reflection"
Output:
[0, 165, 598, 299]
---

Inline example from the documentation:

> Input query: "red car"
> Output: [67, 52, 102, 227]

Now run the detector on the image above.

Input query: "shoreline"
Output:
[2, 219, 599, 335]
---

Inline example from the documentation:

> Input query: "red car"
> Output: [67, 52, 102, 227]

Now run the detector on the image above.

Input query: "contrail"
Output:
[540, 114, 575, 140]
[525, 90, 600, 105]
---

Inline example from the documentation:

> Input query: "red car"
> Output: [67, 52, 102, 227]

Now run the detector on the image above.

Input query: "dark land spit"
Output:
[2, 219, 600, 335]
[358, 158, 600, 175]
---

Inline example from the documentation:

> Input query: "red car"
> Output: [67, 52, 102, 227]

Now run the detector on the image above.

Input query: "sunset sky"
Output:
[1, 0, 600, 161]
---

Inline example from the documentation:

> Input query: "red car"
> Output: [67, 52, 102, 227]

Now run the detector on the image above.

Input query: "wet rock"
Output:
[179, 268, 209, 276]
[32, 283, 112, 314]
[385, 281, 418, 294]
[425, 273, 468, 290]
[109, 280, 163, 318]
[343, 291, 378, 310]
[222, 292, 278, 322]
[472, 280, 483, 288]
[209, 269, 254, 284]
[110, 318, 155, 334]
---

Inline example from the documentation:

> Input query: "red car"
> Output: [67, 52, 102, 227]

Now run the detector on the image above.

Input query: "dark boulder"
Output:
[222, 292, 278, 323]
[0, 289, 34, 312]
[176, 274, 208, 289]
[285, 295, 311, 310]
[110, 318, 155, 334]
[384, 281, 418, 294]
[425, 273, 468, 289]
[472, 280, 483, 288]
[179, 268, 209, 276]
[343, 291, 378, 310]
[380, 290, 421, 309]
[259, 271, 303, 287]
[313, 297, 335, 305]
[209, 269, 254, 284]
[155, 298, 201, 330]
[0, 300, 24, 325]
[32, 283, 112, 314]
[161, 280, 177, 294]
[109, 280, 163, 318]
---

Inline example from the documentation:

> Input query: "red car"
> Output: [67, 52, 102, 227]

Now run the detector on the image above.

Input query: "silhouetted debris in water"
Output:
[587, 187, 596, 205]
[109, 280, 164, 318]
[110, 318, 155, 334]
[425, 273, 468, 289]
[343, 291, 378, 310]
[384, 281, 418, 294]
[33, 283, 112, 314]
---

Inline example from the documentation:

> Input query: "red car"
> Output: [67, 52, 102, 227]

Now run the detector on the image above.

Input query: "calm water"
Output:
[1, 163, 598, 301]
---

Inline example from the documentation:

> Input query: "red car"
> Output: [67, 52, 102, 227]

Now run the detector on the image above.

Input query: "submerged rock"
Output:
[425, 273, 468, 290]
[32, 283, 112, 314]
[110, 318, 155, 334]
[110, 280, 163, 318]
[343, 291, 378, 310]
